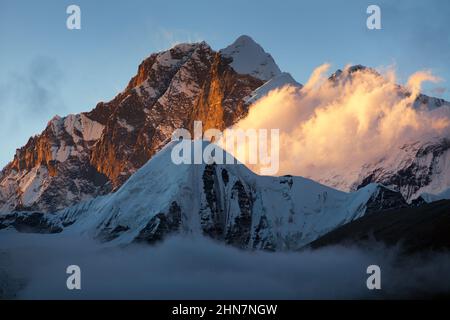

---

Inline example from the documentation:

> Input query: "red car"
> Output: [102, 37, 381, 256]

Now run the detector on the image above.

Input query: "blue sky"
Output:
[0, 0, 449, 167]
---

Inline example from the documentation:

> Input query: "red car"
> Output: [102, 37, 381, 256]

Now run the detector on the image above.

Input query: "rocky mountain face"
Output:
[0, 114, 109, 212]
[0, 142, 411, 250]
[0, 37, 281, 213]
[353, 138, 450, 202]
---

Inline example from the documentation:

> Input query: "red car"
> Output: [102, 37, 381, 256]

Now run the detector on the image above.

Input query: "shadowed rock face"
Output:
[0, 41, 263, 213]
[225, 180, 253, 248]
[0, 212, 62, 234]
[364, 185, 409, 214]
[309, 200, 450, 254]
[134, 201, 182, 244]
[200, 164, 253, 248]
[201, 163, 225, 239]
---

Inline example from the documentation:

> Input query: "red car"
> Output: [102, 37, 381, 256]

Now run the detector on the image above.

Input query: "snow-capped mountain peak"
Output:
[220, 35, 282, 81]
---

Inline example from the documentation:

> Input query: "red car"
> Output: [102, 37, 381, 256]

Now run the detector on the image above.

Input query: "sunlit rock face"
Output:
[0, 114, 110, 213]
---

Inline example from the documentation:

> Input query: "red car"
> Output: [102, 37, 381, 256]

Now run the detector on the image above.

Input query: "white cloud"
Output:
[152, 28, 203, 51]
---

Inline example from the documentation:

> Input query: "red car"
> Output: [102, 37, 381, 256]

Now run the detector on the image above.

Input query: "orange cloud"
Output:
[222, 65, 450, 188]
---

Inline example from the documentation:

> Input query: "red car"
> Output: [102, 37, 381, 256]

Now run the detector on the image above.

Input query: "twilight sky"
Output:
[0, 0, 449, 168]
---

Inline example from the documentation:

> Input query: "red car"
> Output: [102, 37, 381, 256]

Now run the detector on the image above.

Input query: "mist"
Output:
[1, 231, 449, 299]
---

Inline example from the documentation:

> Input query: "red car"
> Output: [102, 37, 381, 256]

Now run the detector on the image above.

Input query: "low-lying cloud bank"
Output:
[1, 231, 449, 299]
[223, 64, 450, 186]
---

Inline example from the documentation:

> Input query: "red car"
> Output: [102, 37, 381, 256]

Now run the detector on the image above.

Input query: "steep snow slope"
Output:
[220, 35, 282, 81]
[0, 141, 409, 250]
[245, 72, 301, 104]
[419, 187, 450, 203]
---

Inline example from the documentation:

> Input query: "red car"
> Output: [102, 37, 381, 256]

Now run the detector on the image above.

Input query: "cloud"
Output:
[0, 56, 66, 168]
[431, 87, 447, 96]
[223, 65, 450, 186]
[2, 56, 65, 115]
[406, 70, 441, 97]
[0, 232, 449, 299]
[151, 28, 204, 51]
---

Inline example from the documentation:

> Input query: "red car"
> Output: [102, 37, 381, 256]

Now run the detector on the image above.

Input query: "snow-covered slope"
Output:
[245, 72, 301, 104]
[220, 35, 282, 81]
[0, 141, 409, 250]
[351, 137, 450, 202]
[420, 187, 450, 202]
[315, 136, 450, 203]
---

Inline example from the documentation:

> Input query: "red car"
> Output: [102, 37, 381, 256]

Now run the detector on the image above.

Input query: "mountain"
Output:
[0, 36, 290, 213]
[1, 36, 449, 224]
[352, 137, 450, 201]
[316, 135, 450, 203]
[0, 141, 410, 250]
[329, 64, 448, 110]
[0, 114, 110, 213]
[315, 65, 450, 202]
[309, 199, 450, 254]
